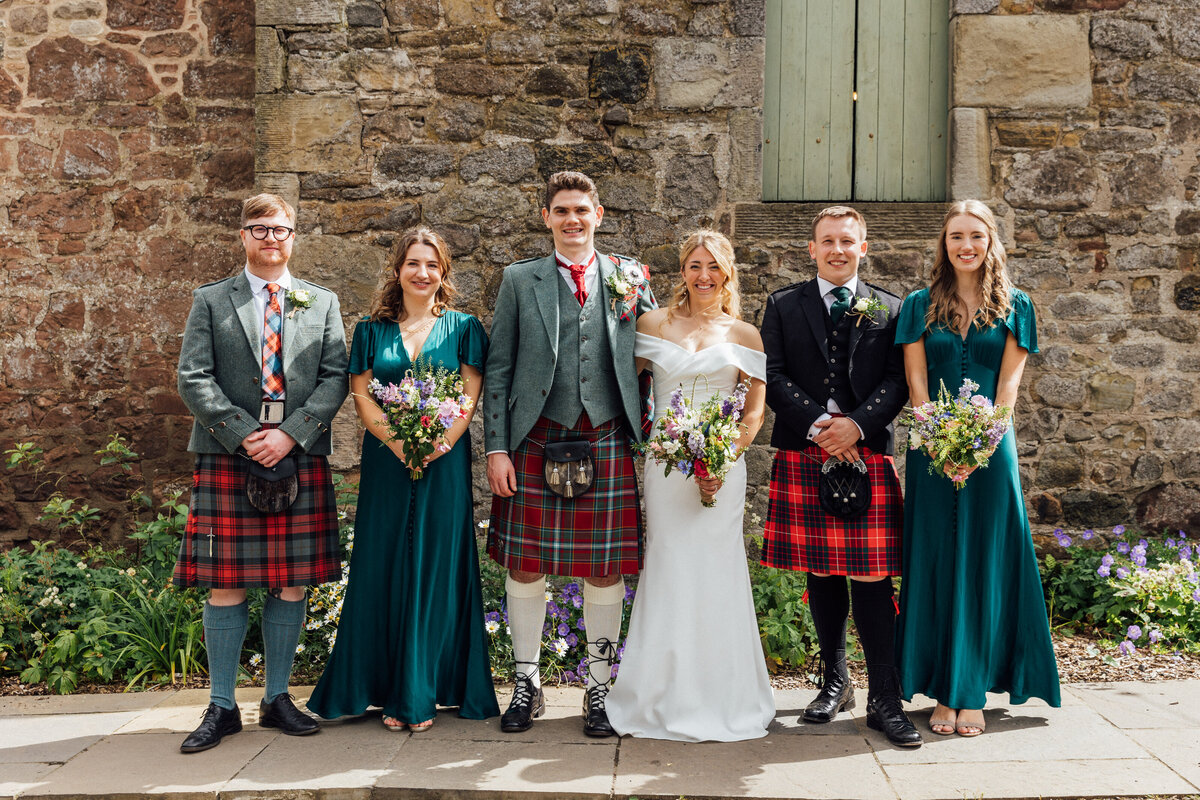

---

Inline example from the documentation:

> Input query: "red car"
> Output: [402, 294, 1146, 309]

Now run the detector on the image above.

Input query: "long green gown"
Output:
[307, 311, 500, 723]
[894, 288, 1061, 709]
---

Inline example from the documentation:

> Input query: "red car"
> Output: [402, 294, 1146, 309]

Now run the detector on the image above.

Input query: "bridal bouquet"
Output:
[367, 360, 473, 480]
[899, 378, 1011, 490]
[640, 379, 750, 507]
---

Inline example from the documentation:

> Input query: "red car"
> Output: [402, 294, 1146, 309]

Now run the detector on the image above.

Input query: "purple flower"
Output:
[562, 582, 580, 596]
[1113, 525, 1127, 535]
[563, 671, 577, 683]
[1055, 531, 1073, 547]
[669, 389, 686, 415]
[1082, 529, 1095, 541]
[1139, 538, 1149, 549]
[1179, 530, 1188, 540]
[1149, 630, 1163, 644]
[571, 595, 583, 609]
[485, 610, 501, 623]
[566, 633, 579, 647]
[1101, 554, 1115, 567]
[1116, 567, 1129, 579]
[1179, 545, 1193, 561]
[1117, 542, 1131, 555]
[1132, 554, 1147, 567]
[576, 618, 586, 631]
[1127, 624, 1142, 640]
[1119, 640, 1136, 656]
[1194, 588, 1200, 602]
[1096, 564, 1111, 577]
[556, 623, 568, 637]
[1166, 538, 1178, 549]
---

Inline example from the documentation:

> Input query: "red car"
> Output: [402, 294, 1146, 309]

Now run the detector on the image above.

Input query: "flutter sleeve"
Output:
[347, 317, 374, 375]
[895, 289, 930, 345]
[457, 313, 489, 371]
[1004, 289, 1039, 354]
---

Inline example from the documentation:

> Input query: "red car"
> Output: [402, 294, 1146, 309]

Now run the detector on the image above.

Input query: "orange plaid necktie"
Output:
[261, 283, 284, 400]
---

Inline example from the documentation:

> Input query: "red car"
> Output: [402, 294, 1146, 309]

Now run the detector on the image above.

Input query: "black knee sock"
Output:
[850, 578, 898, 697]
[806, 573, 850, 666]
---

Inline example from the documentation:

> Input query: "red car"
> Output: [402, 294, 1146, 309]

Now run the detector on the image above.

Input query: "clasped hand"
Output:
[241, 428, 296, 468]
[813, 416, 861, 463]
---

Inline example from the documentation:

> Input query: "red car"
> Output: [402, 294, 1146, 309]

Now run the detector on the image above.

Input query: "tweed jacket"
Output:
[483, 252, 655, 453]
[761, 278, 907, 455]
[177, 271, 349, 456]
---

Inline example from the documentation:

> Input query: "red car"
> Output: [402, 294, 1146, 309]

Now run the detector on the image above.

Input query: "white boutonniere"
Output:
[604, 257, 647, 321]
[848, 294, 888, 326]
[285, 288, 313, 319]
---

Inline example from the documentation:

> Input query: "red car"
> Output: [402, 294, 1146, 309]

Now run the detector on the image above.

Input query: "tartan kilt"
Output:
[173, 451, 341, 589]
[488, 415, 643, 578]
[761, 444, 903, 577]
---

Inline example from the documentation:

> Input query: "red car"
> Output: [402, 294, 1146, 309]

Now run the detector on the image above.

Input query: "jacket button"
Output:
[881, 389, 887, 394]
[251, 377, 258, 384]
[235, 414, 241, 420]
[208, 427, 215, 433]
[492, 413, 498, 419]
[867, 405, 874, 410]
[305, 415, 311, 422]
[793, 393, 799, 398]
[219, 421, 226, 427]
[541, 389, 547, 396]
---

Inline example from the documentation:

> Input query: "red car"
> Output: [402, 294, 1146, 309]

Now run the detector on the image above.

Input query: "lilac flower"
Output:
[576, 618, 586, 631]
[687, 431, 705, 453]
[1180, 545, 1193, 561]
[485, 610, 501, 623]
[1194, 588, 1200, 603]
[1096, 564, 1111, 577]
[547, 602, 560, 617]
[1117, 542, 1131, 554]
[1101, 554, 1115, 567]
[1119, 640, 1136, 656]
[1113, 525, 1126, 535]
[1132, 554, 1147, 568]
[669, 389, 686, 415]
[563, 582, 580, 596]
[1054, 529, 1072, 547]
[1082, 529, 1095, 541]
[1127, 624, 1142, 640]
[1149, 630, 1163, 644]
[625, 585, 636, 603]
[557, 623, 570, 637]
[958, 379, 980, 400]
[1166, 538, 1178, 549]
[1139, 538, 1149, 549]
[563, 670, 577, 683]
[571, 595, 583, 609]
[1116, 567, 1129, 579]
[566, 633, 579, 647]
[1179, 530, 1188, 540]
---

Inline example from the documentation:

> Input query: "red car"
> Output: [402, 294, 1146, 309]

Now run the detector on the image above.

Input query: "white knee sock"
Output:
[506, 574, 547, 689]
[583, 579, 625, 690]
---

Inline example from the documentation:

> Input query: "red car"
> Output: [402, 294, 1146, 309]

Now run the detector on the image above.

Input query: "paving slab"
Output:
[0, 763, 58, 797]
[1125, 727, 1200, 790]
[0, 692, 168, 718]
[883, 756, 1199, 800]
[1067, 680, 1200, 729]
[16, 731, 275, 797]
[615, 731, 894, 800]
[222, 713, 405, 794]
[374, 738, 617, 797]
[0, 711, 144, 764]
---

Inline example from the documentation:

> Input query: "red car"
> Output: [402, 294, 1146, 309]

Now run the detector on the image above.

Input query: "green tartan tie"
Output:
[830, 285, 852, 325]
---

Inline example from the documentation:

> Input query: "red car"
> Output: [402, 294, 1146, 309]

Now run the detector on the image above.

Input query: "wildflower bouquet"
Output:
[367, 359, 473, 480]
[641, 379, 750, 507]
[899, 378, 1011, 489]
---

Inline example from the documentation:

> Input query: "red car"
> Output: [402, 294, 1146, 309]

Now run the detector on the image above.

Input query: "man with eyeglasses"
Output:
[173, 193, 348, 752]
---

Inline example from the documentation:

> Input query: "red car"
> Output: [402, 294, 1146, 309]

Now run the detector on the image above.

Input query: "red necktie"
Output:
[568, 263, 588, 307]
[261, 283, 284, 400]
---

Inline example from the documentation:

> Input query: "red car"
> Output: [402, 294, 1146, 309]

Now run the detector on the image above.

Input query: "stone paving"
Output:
[2, 681, 1199, 799]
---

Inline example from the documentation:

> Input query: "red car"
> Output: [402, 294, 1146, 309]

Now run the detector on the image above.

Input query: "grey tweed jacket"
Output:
[177, 271, 349, 456]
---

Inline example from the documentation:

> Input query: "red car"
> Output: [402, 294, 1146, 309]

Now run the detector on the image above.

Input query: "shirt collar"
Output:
[554, 250, 597, 270]
[817, 274, 858, 298]
[244, 264, 293, 293]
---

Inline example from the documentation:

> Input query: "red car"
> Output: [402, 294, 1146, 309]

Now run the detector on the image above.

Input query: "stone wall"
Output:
[0, 0, 254, 547]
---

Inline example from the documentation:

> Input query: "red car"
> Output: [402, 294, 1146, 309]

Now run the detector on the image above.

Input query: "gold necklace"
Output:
[400, 316, 435, 337]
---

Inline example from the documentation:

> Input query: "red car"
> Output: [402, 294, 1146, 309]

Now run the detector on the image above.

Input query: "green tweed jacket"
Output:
[177, 271, 349, 456]
[483, 252, 655, 453]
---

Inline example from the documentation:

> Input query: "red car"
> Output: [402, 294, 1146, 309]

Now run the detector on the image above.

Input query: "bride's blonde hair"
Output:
[667, 229, 741, 322]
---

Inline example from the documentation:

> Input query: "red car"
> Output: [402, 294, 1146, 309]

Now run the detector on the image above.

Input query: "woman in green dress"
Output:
[894, 200, 1060, 738]
[308, 227, 499, 730]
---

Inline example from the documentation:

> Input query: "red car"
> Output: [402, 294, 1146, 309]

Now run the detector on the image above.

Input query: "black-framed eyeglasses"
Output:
[242, 225, 295, 241]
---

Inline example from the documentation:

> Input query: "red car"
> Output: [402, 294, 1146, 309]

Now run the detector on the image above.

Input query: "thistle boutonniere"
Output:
[285, 288, 313, 319]
[848, 294, 888, 326]
[604, 257, 648, 321]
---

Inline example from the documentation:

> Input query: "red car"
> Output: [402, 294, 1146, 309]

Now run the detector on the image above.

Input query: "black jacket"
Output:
[761, 279, 908, 454]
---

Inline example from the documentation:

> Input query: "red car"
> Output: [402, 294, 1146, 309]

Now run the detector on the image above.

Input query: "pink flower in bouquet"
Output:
[420, 415, 432, 428]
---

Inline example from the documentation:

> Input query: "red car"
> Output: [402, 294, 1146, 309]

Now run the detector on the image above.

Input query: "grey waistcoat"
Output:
[541, 277, 624, 429]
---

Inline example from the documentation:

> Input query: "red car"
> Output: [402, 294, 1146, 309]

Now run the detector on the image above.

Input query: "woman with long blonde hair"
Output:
[605, 229, 776, 742]
[308, 226, 499, 731]
[894, 201, 1060, 737]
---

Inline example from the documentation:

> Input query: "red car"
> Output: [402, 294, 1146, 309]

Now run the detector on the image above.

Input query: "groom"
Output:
[484, 170, 654, 737]
[759, 206, 921, 747]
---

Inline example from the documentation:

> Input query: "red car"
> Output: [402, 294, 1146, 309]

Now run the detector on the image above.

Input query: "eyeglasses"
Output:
[242, 225, 295, 241]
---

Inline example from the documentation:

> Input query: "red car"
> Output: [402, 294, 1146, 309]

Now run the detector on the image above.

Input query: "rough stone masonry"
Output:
[2, 0, 1198, 549]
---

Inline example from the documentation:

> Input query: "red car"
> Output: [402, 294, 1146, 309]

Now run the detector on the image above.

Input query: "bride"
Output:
[605, 229, 775, 742]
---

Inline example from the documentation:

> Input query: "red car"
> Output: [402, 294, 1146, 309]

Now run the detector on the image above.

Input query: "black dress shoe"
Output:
[180, 703, 242, 753]
[582, 685, 615, 738]
[259, 693, 320, 736]
[500, 675, 545, 733]
[866, 694, 923, 748]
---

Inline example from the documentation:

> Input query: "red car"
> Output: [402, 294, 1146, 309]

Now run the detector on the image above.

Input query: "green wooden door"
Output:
[763, 0, 949, 202]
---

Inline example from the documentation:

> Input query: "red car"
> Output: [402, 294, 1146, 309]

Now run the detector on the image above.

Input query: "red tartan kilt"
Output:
[487, 415, 643, 578]
[761, 444, 903, 577]
[173, 452, 341, 589]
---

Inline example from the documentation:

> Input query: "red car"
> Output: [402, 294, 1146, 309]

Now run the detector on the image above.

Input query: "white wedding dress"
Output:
[606, 333, 776, 742]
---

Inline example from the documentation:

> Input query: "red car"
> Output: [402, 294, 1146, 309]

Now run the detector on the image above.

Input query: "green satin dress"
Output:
[308, 312, 499, 723]
[894, 288, 1060, 709]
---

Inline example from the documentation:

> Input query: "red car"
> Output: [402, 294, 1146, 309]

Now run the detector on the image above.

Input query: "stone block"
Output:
[526, 65, 584, 98]
[17, 141, 53, 174]
[52, 130, 119, 180]
[9, 188, 101, 234]
[1091, 17, 1162, 59]
[1005, 148, 1098, 211]
[1113, 153, 1172, 207]
[322, 200, 419, 234]
[256, 27, 285, 93]
[27, 38, 156, 102]
[620, 5, 680, 35]
[1032, 373, 1085, 409]
[949, 107, 990, 200]
[140, 32, 198, 58]
[376, 144, 456, 180]
[1114, 243, 1179, 272]
[1080, 128, 1155, 152]
[1087, 372, 1135, 411]
[364, 109, 413, 143]
[487, 31, 544, 64]
[728, 107, 763, 203]
[952, 15, 1090, 108]
[589, 46, 651, 104]
[653, 37, 762, 110]
[664, 153, 719, 210]
[347, 2, 385, 26]
[384, 0, 438, 28]
[258, 0, 340, 25]
[1061, 489, 1130, 527]
[1036, 442, 1085, 487]
[1172, 13, 1200, 60]
[349, 49, 419, 93]
[434, 63, 522, 96]
[256, 95, 363, 173]
[494, 101, 560, 140]
[534, 142, 614, 180]
[255, 173, 300, 210]
[1137, 483, 1200, 531]
[1131, 62, 1200, 104]
[0, 70, 22, 108]
[201, 148, 253, 192]
[424, 183, 530, 224]
[106, 0, 184, 30]
[431, 99, 487, 142]
[497, 0, 555, 28]
[595, 174, 655, 211]
[183, 60, 254, 100]
[460, 145, 536, 184]
[10, 5, 49, 34]
[732, 0, 764, 36]
[204, 0, 253, 56]
[952, 0, 999, 11]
